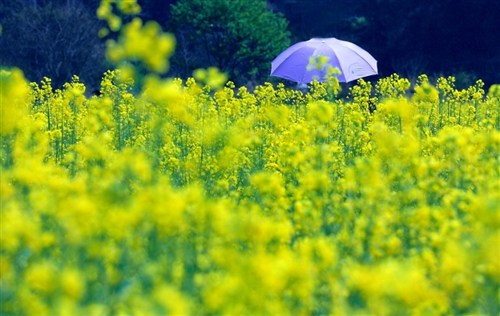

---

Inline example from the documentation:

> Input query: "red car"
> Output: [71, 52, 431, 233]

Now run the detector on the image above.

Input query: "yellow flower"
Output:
[25, 262, 56, 295]
[193, 67, 228, 90]
[0, 68, 30, 135]
[154, 285, 191, 315]
[106, 18, 175, 73]
[479, 231, 500, 281]
[61, 268, 86, 300]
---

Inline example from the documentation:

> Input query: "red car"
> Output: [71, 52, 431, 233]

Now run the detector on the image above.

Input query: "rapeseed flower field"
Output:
[1, 1, 499, 315]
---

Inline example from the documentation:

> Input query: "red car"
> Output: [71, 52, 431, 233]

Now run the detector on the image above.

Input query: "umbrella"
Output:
[271, 37, 378, 83]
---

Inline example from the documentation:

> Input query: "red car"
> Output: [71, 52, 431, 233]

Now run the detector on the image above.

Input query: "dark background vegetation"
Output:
[1, 0, 499, 91]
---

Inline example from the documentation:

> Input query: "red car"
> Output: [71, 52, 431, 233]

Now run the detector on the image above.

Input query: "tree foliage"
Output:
[0, 1, 106, 90]
[170, 0, 291, 85]
[0, 0, 498, 88]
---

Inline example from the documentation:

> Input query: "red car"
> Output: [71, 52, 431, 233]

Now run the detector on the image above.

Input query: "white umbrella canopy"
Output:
[271, 37, 378, 83]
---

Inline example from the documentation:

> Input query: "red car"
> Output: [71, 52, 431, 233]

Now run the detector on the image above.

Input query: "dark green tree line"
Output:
[169, 0, 291, 85]
[0, 0, 106, 91]
[1, 0, 499, 89]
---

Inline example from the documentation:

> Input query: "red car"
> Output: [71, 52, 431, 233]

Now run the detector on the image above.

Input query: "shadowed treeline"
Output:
[1, 0, 499, 90]
[269, 0, 500, 89]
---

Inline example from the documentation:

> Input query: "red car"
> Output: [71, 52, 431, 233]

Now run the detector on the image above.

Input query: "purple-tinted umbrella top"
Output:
[271, 38, 378, 83]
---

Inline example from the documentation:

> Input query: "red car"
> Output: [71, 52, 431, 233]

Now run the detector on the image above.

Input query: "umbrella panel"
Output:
[270, 38, 377, 83]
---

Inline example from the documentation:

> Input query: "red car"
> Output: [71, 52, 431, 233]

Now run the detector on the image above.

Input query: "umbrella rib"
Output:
[328, 44, 377, 81]
[339, 45, 378, 73]
[272, 46, 315, 81]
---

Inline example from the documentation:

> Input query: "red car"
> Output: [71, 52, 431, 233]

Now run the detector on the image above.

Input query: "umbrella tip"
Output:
[311, 37, 332, 43]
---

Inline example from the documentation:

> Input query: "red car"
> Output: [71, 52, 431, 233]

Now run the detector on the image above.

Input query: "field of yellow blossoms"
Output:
[1, 1, 499, 315]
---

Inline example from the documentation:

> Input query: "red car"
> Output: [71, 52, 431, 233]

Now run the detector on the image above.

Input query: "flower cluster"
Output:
[1, 66, 498, 315]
